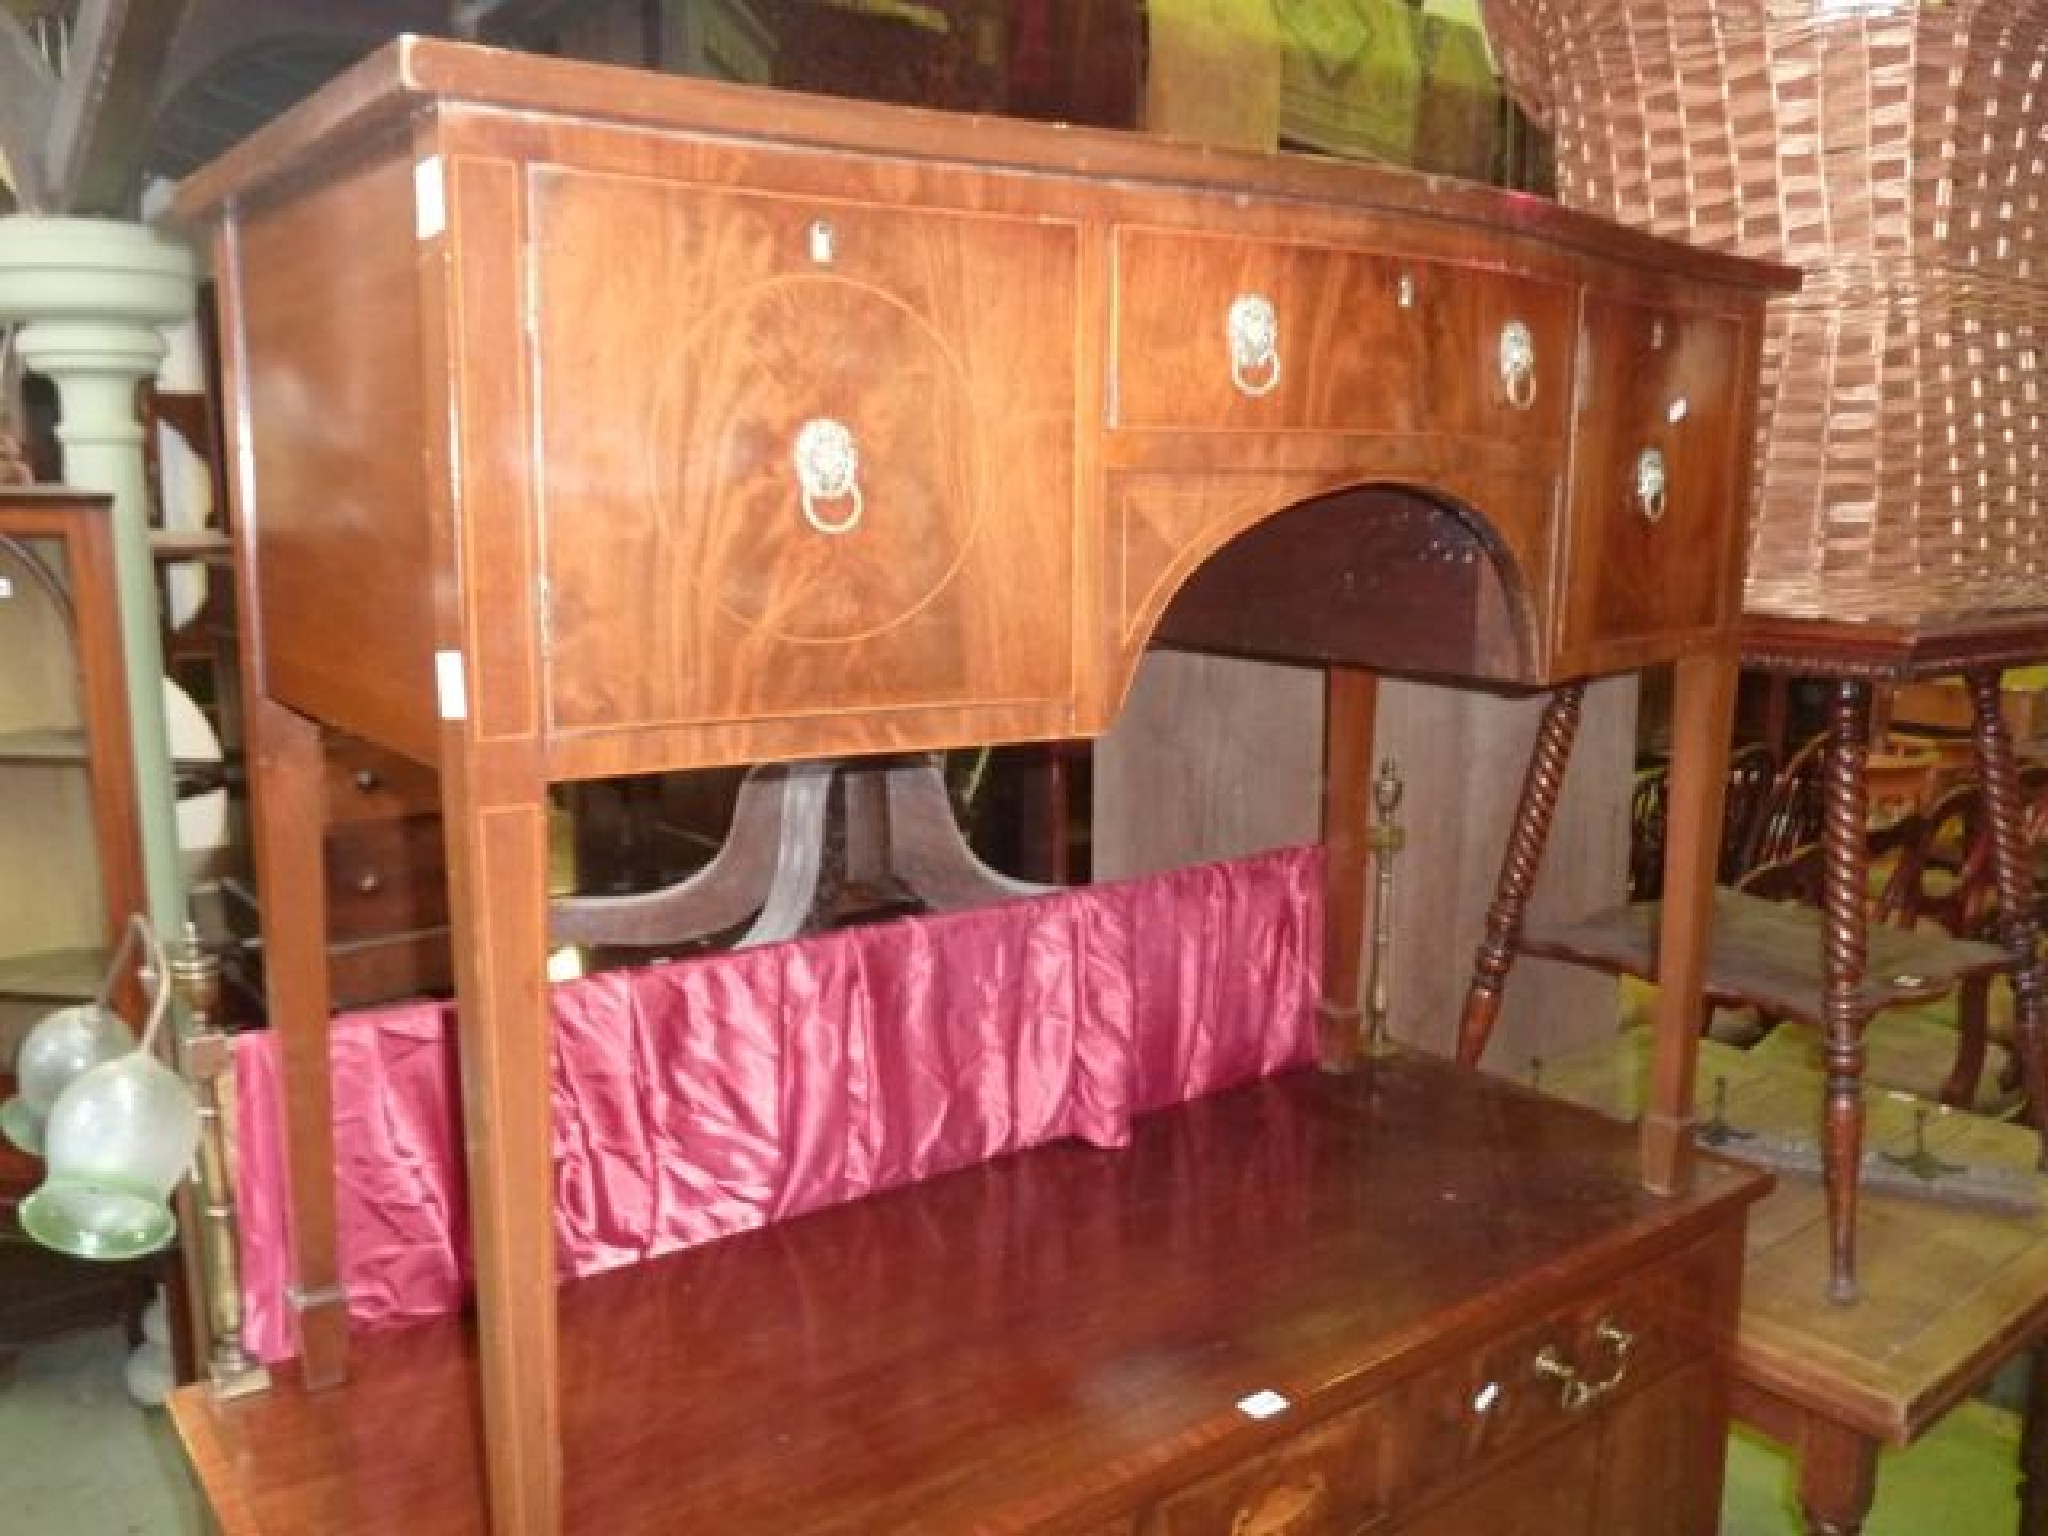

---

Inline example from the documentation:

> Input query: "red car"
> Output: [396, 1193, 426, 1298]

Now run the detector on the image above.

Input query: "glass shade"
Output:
[20, 1049, 198, 1260]
[2, 1000, 133, 1156]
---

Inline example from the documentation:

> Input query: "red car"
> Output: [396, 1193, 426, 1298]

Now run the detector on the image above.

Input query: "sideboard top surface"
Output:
[174, 1054, 1766, 1536]
[172, 35, 1796, 299]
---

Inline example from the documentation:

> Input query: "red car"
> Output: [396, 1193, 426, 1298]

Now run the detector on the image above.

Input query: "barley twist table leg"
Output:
[1819, 679, 1871, 1305]
[1457, 683, 1584, 1068]
[1965, 668, 2048, 1167]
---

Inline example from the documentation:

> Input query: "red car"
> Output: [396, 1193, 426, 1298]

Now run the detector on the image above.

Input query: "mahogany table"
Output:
[1462, 610, 2048, 1302]
[170, 36, 1793, 1535]
[1545, 1033, 2048, 1536]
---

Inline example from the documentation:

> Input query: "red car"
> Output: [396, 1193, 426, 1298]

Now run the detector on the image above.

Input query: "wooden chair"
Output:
[1625, 740, 1778, 902]
[1626, 761, 1669, 903]
[1740, 732, 1826, 877]
[1719, 741, 1780, 882]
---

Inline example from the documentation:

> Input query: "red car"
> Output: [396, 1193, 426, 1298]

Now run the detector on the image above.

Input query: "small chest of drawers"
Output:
[223, 731, 452, 1018]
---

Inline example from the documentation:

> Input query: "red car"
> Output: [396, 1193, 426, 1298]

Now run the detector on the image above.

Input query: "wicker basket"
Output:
[1480, 0, 2048, 620]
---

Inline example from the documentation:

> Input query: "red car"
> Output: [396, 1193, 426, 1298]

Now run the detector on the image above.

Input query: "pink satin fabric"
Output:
[236, 845, 1324, 1362]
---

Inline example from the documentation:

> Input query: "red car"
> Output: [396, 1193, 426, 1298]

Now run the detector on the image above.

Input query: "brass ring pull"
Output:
[1499, 319, 1537, 410]
[1635, 447, 1668, 523]
[1228, 292, 1282, 398]
[1533, 1318, 1635, 1412]
[1229, 1474, 1330, 1535]
[792, 418, 863, 536]
[1587, 1317, 1635, 1395]
[1533, 1345, 1594, 1412]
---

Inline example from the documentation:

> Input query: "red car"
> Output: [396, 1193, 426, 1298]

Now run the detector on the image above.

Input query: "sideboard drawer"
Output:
[1380, 1230, 1725, 1510]
[1145, 1396, 1390, 1536]
[1141, 1230, 1729, 1536]
[1111, 228, 1576, 443]
[532, 168, 1080, 735]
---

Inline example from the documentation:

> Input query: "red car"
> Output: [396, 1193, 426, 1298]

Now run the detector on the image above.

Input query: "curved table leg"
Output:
[552, 755, 1052, 955]
[549, 763, 824, 948]
[736, 765, 834, 947]
[882, 755, 1052, 911]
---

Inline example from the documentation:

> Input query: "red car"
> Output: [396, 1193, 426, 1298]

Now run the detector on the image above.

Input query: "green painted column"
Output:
[0, 215, 199, 939]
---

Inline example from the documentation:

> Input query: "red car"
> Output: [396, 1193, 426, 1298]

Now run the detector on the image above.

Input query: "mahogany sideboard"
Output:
[171, 37, 1794, 1535]
[174, 1055, 1768, 1536]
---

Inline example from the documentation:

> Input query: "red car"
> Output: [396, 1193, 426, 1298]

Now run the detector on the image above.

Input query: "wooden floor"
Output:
[1544, 1030, 2048, 1446]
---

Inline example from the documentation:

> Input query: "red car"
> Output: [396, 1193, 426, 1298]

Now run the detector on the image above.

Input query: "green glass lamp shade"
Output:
[20, 1050, 198, 1261]
[2, 1001, 133, 1156]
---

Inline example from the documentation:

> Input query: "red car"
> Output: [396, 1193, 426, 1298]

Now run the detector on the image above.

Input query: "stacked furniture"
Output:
[167, 38, 1790, 1535]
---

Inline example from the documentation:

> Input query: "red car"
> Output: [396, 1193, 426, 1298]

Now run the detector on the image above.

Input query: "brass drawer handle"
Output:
[1229, 1474, 1329, 1535]
[792, 418, 863, 535]
[1227, 292, 1282, 398]
[1635, 447, 1668, 524]
[1532, 1317, 1635, 1412]
[1499, 319, 1537, 410]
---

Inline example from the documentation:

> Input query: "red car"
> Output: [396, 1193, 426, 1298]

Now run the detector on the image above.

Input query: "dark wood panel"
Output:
[1150, 485, 1531, 683]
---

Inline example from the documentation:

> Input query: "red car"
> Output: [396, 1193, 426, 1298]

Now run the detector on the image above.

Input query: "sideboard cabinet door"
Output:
[530, 169, 1081, 737]
[1556, 296, 1744, 673]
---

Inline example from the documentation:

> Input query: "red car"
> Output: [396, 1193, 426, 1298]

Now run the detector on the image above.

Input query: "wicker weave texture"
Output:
[1482, 0, 2048, 619]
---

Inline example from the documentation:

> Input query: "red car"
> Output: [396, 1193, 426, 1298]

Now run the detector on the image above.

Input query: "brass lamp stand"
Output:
[1363, 759, 1405, 1058]
[168, 924, 269, 1399]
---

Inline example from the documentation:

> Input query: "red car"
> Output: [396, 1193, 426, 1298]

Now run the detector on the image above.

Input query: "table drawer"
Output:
[323, 732, 439, 824]
[324, 815, 451, 939]
[1111, 228, 1575, 442]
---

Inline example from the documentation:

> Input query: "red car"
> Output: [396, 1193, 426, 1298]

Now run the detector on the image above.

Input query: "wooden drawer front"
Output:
[1146, 1399, 1390, 1536]
[1142, 1234, 1727, 1536]
[1557, 298, 1744, 667]
[1387, 1425, 1602, 1536]
[323, 733, 439, 825]
[1112, 229, 1575, 442]
[1380, 1234, 1722, 1512]
[323, 816, 450, 940]
[534, 169, 1079, 734]
[223, 924, 453, 1018]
